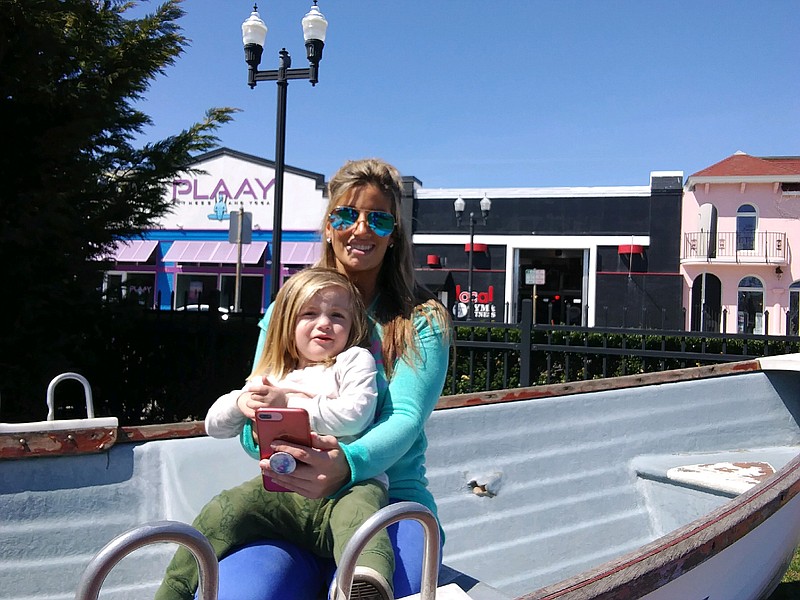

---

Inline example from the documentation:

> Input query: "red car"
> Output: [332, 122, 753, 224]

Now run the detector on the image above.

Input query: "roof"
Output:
[188, 147, 328, 191]
[687, 152, 800, 188]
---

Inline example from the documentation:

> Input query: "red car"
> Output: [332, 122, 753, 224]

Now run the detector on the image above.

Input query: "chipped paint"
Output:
[668, 462, 776, 495]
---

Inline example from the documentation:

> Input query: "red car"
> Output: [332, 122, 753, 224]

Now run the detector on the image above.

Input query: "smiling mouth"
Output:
[347, 241, 374, 254]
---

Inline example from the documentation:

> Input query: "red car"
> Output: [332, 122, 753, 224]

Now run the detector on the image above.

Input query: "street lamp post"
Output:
[454, 194, 491, 319]
[242, 2, 328, 302]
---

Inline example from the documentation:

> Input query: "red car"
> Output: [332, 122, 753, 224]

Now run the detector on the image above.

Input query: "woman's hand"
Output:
[235, 377, 288, 419]
[260, 433, 351, 499]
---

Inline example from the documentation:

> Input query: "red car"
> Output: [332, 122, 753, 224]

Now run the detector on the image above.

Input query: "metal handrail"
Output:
[74, 520, 218, 600]
[335, 501, 441, 600]
[47, 372, 94, 420]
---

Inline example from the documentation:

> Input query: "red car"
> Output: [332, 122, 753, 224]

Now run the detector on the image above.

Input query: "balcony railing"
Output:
[682, 231, 788, 263]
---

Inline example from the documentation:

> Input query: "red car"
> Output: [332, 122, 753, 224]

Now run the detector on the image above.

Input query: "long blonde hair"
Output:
[250, 267, 369, 380]
[318, 158, 451, 377]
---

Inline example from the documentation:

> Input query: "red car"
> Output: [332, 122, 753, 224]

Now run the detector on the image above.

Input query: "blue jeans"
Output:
[212, 501, 441, 600]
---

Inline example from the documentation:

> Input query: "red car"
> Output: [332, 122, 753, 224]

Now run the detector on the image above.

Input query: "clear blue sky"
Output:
[131, 0, 800, 188]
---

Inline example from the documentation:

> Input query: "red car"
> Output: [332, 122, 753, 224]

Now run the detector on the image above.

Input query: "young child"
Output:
[155, 267, 394, 600]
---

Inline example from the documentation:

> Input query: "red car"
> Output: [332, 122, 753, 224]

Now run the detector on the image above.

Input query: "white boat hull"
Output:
[2, 357, 800, 599]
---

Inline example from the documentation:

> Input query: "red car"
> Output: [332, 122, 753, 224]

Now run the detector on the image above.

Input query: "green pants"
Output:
[154, 475, 392, 600]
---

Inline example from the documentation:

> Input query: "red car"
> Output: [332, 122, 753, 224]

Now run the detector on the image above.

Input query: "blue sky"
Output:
[131, 1, 800, 188]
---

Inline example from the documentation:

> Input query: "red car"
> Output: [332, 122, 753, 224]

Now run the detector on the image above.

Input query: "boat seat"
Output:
[432, 565, 512, 599]
[631, 446, 800, 497]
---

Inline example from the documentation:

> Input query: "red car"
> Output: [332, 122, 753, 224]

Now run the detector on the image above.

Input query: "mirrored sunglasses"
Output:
[328, 206, 395, 238]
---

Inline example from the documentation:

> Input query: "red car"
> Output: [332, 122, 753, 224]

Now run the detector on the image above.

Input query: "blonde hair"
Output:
[251, 267, 369, 380]
[318, 158, 451, 378]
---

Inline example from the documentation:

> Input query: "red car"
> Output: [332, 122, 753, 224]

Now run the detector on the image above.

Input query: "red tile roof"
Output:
[689, 152, 800, 178]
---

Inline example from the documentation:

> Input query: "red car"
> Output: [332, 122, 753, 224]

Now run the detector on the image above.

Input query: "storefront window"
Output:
[737, 276, 764, 334]
[104, 272, 156, 307]
[220, 274, 264, 313]
[175, 274, 218, 309]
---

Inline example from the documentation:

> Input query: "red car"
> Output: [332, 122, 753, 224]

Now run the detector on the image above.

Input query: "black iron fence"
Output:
[447, 299, 800, 395]
[11, 298, 800, 425]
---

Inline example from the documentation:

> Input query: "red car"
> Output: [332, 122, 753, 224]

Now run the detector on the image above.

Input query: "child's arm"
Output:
[204, 386, 248, 438]
[284, 347, 378, 437]
[205, 374, 275, 438]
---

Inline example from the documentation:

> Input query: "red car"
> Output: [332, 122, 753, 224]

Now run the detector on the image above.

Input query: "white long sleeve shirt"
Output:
[205, 346, 378, 443]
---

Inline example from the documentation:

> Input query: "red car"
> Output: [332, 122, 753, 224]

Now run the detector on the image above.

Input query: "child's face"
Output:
[294, 286, 353, 368]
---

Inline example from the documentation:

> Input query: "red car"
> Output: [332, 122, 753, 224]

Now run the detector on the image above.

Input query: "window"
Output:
[103, 272, 156, 307]
[690, 273, 721, 332]
[175, 274, 218, 309]
[220, 274, 264, 313]
[737, 276, 764, 334]
[736, 204, 757, 251]
[790, 281, 800, 336]
[697, 203, 717, 258]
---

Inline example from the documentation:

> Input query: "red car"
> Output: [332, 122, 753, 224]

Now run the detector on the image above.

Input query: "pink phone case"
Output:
[255, 408, 311, 492]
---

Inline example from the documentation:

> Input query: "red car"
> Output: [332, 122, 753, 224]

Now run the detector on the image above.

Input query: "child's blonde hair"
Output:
[250, 267, 369, 380]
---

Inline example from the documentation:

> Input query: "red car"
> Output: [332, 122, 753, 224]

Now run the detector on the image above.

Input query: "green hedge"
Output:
[446, 325, 800, 395]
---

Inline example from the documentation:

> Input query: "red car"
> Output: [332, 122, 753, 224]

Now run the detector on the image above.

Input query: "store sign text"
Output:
[172, 178, 276, 201]
[455, 284, 497, 319]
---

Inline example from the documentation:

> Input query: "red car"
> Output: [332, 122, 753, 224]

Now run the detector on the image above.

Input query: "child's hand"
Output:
[236, 377, 288, 419]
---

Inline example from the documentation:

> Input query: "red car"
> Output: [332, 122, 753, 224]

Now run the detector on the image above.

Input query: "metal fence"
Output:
[448, 299, 800, 395]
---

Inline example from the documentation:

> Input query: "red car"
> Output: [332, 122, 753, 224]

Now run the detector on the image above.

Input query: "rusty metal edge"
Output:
[434, 359, 762, 411]
[0, 421, 206, 460]
[0, 359, 763, 459]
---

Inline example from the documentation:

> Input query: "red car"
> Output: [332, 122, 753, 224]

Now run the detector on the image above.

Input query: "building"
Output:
[412, 172, 684, 327]
[104, 148, 328, 312]
[681, 152, 800, 335]
[104, 148, 686, 327]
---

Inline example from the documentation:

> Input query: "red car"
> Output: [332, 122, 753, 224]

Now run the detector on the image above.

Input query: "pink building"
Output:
[681, 152, 800, 335]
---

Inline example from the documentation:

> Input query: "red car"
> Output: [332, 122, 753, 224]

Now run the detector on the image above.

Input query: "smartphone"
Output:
[254, 407, 311, 492]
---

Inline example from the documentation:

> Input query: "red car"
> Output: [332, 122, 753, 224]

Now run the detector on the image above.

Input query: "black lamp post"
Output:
[242, 2, 328, 302]
[454, 194, 491, 319]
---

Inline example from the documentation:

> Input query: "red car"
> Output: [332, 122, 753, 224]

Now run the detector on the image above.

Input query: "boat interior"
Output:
[2, 357, 800, 599]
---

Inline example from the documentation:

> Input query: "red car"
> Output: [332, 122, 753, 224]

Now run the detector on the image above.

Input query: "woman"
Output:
[216, 158, 452, 600]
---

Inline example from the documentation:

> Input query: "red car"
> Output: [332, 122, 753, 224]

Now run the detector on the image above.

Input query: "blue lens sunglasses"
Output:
[328, 206, 396, 238]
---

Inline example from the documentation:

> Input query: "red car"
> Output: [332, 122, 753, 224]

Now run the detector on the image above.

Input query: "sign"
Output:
[454, 284, 497, 320]
[229, 209, 253, 244]
[525, 268, 546, 285]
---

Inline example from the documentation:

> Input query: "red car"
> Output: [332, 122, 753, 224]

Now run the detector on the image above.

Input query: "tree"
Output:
[0, 0, 235, 420]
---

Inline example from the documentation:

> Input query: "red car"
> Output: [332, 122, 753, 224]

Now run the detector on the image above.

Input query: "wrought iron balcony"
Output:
[682, 231, 789, 264]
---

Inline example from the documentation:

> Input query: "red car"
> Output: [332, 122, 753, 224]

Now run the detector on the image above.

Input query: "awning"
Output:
[110, 240, 158, 262]
[163, 241, 268, 264]
[281, 241, 320, 265]
[618, 244, 645, 255]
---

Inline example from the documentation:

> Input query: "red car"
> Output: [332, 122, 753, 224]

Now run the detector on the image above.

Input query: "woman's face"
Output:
[325, 184, 395, 283]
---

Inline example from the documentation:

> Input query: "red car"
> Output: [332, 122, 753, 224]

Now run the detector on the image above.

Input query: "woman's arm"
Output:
[341, 313, 449, 485]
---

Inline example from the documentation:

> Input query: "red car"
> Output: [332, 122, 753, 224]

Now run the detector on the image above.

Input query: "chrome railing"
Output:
[47, 372, 95, 420]
[75, 521, 218, 600]
[335, 501, 441, 600]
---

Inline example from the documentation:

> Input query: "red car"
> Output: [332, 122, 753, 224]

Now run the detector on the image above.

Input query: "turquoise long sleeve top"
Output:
[240, 304, 450, 517]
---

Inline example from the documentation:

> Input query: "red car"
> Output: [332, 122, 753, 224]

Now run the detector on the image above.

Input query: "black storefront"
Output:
[410, 173, 684, 329]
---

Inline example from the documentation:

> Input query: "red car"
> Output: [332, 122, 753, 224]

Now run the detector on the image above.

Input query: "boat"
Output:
[2, 356, 800, 599]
